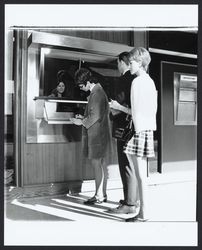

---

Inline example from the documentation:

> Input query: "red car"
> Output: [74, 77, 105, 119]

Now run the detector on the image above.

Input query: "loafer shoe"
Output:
[103, 195, 107, 202]
[107, 204, 136, 214]
[84, 196, 106, 205]
[125, 215, 148, 222]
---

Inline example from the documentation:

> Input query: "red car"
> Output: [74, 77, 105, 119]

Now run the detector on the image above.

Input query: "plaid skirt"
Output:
[124, 130, 155, 158]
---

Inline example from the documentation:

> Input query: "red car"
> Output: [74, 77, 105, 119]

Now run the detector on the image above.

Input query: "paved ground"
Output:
[4, 176, 197, 246]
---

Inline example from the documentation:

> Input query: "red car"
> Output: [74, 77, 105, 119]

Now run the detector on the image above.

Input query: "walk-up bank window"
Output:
[28, 46, 118, 143]
[174, 73, 197, 125]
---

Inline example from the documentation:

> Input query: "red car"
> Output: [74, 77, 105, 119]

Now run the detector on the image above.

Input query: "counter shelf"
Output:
[34, 97, 87, 124]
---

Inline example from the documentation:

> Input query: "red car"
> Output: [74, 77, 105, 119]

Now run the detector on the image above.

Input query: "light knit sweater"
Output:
[130, 73, 157, 133]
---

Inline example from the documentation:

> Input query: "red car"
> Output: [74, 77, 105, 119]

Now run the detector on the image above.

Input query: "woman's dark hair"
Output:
[118, 51, 130, 66]
[74, 68, 99, 86]
[57, 70, 73, 84]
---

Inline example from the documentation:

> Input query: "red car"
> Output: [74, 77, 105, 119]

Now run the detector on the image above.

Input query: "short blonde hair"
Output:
[129, 47, 151, 71]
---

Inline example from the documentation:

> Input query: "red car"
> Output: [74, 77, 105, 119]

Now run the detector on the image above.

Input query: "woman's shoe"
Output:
[107, 204, 136, 214]
[125, 215, 149, 222]
[84, 196, 105, 205]
[103, 195, 107, 202]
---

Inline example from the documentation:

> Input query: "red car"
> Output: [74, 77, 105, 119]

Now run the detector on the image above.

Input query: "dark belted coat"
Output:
[82, 83, 111, 159]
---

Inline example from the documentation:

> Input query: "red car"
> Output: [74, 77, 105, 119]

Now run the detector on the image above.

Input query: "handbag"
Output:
[113, 116, 134, 142]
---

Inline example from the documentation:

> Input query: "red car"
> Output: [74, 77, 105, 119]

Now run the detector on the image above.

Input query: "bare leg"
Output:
[102, 159, 108, 197]
[91, 158, 104, 198]
[127, 154, 149, 220]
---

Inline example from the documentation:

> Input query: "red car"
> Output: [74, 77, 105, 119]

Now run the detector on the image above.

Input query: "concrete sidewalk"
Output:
[4, 168, 197, 246]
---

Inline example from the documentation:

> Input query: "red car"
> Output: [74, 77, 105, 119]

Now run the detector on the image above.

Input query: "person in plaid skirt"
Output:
[123, 47, 157, 222]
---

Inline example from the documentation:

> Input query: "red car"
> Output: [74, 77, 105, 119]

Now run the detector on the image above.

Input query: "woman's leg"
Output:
[127, 154, 149, 219]
[91, 158, 104, 198]
[124, 159, 139, 206]
[126, 154, 139, 206]
[102, 158, 108, 197]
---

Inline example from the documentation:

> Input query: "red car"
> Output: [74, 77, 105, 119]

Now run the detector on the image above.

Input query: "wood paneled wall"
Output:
[23, 143, 83, 185]
[39, 29, 134, 46]
[23, 140, 118, 185]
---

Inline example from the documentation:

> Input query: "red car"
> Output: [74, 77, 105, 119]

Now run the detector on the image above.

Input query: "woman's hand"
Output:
[109, 99, 131, 115]
[70, 118, 83, 126]
[110, 100, 122, 111]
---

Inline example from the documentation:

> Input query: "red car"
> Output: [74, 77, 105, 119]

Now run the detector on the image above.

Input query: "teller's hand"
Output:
[75, 114, 84, 119]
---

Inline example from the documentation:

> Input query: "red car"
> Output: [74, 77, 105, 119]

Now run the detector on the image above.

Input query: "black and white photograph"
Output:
[4, 4, 198, 246]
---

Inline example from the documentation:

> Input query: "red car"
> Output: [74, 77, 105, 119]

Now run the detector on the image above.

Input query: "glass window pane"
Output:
[177, 102, 196, 122]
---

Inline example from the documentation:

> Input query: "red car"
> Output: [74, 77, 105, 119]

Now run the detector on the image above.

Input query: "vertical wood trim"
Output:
[21, 30, 28, 187]
[13, 30, 28, 187]
[132, 31, 148, 48]
[13, 30, 22, 187]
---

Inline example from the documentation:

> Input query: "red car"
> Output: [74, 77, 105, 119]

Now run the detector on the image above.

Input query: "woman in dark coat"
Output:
[71, 68, 111, 204]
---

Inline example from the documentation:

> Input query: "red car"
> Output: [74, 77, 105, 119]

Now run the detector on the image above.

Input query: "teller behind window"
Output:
[49, 70, 75, 112]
